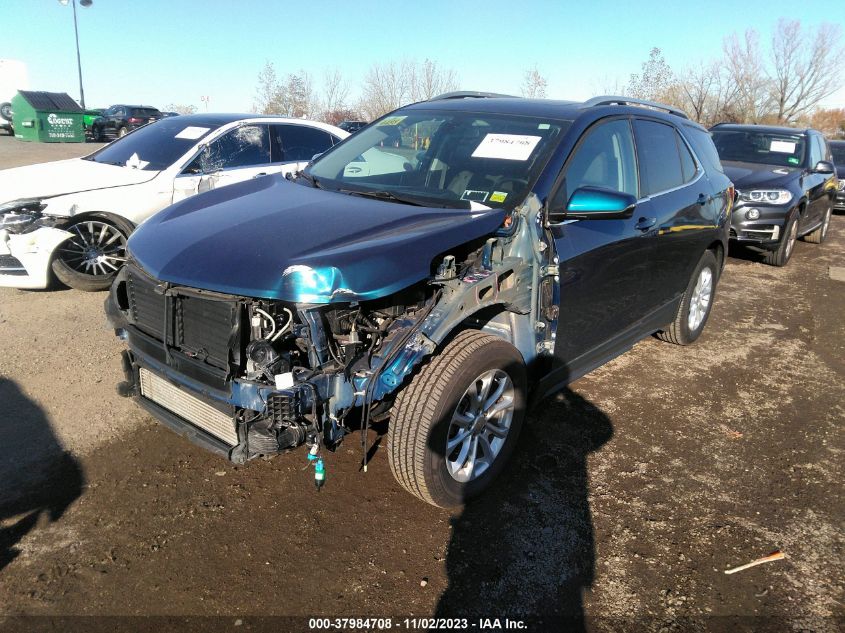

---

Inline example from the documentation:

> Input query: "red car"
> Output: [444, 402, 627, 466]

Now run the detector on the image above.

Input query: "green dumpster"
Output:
[11, 91, 85, 143]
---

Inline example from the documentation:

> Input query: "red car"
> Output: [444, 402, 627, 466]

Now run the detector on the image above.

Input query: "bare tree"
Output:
[253, 61, 284, 114]
[722, 30, 772, 123]
[626, 48, 674, 102]
[804, 107, 845, 138]
[358, 61, 413, 120]
[521, 66, 548, 99]
[769, 19, 845, 123]
[409, 59, 458, 101]
[319, 68, 350, 120]
[164, 103, 198, 115]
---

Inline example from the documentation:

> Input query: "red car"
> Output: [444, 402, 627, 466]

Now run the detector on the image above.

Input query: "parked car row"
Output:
[0, 94, 841, 508]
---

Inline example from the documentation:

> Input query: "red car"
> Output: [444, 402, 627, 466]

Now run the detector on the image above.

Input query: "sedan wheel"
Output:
[51, 218, 131, 291]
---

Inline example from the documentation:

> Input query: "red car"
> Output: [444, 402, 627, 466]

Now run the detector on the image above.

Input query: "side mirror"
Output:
[813, 160, 835, 175]
[548, 186, 637, 223]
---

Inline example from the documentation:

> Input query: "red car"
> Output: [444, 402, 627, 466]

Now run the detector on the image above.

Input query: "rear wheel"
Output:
[51, 216, 132, 291]
[387, 330, 526, 508]
[117, 126, 128, 138]
[0, 102, 11, 122]
[657, 249, 718, 346]
[763, 212, 798, 267]
[803, 207, 831, 244]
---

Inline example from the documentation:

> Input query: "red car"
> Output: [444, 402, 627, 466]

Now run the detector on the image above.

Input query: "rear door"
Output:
[551, 117, 654, 366]
[632, 118, 713, 312]
[271, 123, 339, 175]
[804, 134, 830, 228]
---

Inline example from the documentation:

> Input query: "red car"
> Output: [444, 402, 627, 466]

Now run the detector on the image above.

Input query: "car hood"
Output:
[128, 175, 506, 303]
[0, 157, 159, 203]
[722, 161, 801, 191]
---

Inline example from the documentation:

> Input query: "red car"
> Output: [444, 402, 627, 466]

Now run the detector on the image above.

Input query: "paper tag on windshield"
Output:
[472, 134, 542, 161]
[770, 140, 796, 153]
[377, 116, 407, 126]
[125, 153, 149, 169]
[175, 126, 210, 140]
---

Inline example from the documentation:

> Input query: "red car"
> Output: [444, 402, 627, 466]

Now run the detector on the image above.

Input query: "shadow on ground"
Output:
[0, 377, 84, 572]
[435, 387, 613, 630]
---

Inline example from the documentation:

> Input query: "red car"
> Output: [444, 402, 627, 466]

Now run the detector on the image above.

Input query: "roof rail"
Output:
[429, 91, 518, 101]
[581, 95, 688, 120]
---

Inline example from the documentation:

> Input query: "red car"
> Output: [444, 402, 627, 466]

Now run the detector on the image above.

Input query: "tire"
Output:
[0, 102, 11, 122]
[117, 126, 128, 138]
[51, 216, 133, 292]
[387, 330, 527, 508]
[803, 207, 831, 244]
[657, 249, 719, 346]
[763, 211, 798, 267]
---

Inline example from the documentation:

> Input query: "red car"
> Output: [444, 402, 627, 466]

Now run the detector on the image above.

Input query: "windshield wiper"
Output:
[296, 171, 322, 189]
[338, 189, 434, 207]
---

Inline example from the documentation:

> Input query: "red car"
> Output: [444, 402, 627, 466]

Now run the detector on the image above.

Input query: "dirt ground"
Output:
[0, 135, 843, 632]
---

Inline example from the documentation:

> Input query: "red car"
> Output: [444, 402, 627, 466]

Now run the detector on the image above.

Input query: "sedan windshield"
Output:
[711, 130, 807, 168]
[307, 109, 568, 209]
[84, 118, 220, 171]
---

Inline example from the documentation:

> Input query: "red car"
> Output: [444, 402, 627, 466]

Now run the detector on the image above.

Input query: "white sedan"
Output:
[0, 114, 348, 291]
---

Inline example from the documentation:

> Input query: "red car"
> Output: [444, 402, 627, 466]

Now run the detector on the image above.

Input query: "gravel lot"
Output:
[0, 134, 843, 631]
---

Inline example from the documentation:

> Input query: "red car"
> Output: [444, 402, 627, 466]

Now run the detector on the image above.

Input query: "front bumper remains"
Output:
[0, 227, 73, 289]
[729, 204, 789, 247]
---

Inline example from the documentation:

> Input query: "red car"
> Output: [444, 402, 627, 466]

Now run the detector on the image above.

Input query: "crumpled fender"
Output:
[0, 227, 73, 289]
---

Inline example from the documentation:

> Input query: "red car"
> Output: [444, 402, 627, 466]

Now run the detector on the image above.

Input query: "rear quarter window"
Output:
[633, 119, 685, 196]
[684, 126, 724, 175]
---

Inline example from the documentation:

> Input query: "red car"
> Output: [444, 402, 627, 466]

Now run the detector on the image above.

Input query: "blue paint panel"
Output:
[128, 176, 506, 302]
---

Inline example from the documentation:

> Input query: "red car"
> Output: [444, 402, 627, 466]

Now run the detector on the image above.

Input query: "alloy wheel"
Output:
[687, 267, 713, 332]
[785, 219, 798, 258]
[446, 369, 515, 483]
[57, 220, 127, 277]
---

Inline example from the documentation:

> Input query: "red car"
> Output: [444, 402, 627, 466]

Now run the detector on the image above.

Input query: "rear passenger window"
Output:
[271, 124, 336, 162]
[684, 126, 724, 174]
[552, 118, 638, 209]
[633, 119, 686, 196]
[677, 133, 697, 182]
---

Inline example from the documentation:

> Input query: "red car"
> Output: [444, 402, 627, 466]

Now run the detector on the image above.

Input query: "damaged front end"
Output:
[105, 194, 558, 469]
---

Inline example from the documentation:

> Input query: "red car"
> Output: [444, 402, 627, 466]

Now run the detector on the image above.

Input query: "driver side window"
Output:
[551, 118, 638, 210]
[184, 124, 271, 174]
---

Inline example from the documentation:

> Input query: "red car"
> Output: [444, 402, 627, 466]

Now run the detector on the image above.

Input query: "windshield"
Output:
[711, 129, 807, 168]
[307, 109, 568, 209]
[831, 143, 845, 165]
[130, 107, 161, 118]
[84, 118, 220, 171]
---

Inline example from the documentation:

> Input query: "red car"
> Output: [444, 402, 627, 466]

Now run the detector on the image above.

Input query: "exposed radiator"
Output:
[139, 368, 238, 446]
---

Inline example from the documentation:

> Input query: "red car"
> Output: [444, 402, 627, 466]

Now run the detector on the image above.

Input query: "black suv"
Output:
[711, 124, 836, 266]
[830, 140, 845, 213]
[338, 120, 367, 134]
[106, 95, 731, 507]
[91, 105, 162, 140]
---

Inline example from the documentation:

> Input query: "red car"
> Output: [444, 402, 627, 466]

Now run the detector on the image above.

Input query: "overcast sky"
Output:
[3, 0, 844, 113]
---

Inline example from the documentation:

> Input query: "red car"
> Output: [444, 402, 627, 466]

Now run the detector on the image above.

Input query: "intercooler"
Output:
[139, 368, 239, 446]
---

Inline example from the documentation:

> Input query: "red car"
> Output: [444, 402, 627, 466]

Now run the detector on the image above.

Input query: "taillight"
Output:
[128, 117, 141, 123]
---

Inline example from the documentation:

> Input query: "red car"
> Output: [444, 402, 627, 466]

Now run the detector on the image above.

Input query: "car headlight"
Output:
[838, 179, 845, 191]
[0, 198, 54, 234]
[738, 189, 792, 205]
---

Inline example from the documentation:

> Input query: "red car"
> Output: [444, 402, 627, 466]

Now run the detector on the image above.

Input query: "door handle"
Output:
[253, 172, 268, 179]
[634, 217, 657, 231]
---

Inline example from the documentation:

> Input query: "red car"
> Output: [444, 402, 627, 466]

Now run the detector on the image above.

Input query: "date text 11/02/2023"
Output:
[307, 618, 528, 630]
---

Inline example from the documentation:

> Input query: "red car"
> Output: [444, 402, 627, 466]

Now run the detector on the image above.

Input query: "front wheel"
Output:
[117, 126, 128, 138]
[803, 207, 831, 244]
[387, 330, 526, 508]
[763, 212, 798, 267]
[51, 216, 132, 291]
[657, 249, 719, 346]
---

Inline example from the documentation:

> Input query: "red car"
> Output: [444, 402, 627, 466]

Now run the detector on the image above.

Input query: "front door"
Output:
[550, 117, 654, 367]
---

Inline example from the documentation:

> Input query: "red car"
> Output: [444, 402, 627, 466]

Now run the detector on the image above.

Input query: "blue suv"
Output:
[106, 94, 732, 507]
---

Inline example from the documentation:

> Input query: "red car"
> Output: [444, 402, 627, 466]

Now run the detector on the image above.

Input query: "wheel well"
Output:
[60, 212, 136, 232]
[707, 240, 725, 269]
